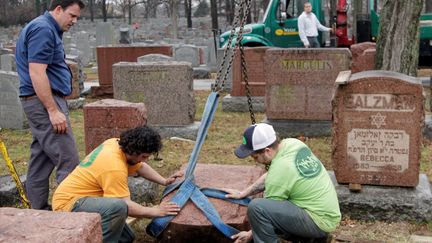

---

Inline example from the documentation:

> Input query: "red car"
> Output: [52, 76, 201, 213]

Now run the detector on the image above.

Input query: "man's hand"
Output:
[153, 201, 181, 217]
[329, 27, 335, 34]
[48, 109, 67, 134]
[220, 188, 246, 199]
[304, 44, 310, 48]
[164, 171, 184, 186]
[232, 230, 253, 243]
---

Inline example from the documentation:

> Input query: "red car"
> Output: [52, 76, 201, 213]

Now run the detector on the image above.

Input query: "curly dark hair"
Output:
[118, 126, 162, 155]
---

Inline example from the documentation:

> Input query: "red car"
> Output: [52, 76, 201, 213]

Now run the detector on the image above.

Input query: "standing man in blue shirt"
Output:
[16, 0, 85, 210]
[298, 2, 333, 48]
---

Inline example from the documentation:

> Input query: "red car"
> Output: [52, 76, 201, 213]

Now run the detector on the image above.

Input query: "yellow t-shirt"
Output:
[52, 138, 142, 212]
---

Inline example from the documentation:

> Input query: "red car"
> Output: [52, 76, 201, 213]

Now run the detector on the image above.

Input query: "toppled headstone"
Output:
[0, 207, 102, 242]
[157, 164, 265, 243]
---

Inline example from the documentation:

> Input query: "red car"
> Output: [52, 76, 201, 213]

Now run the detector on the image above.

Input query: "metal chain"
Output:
[239, 44, 256, 124]
[214, 0, 249, 92]
[238, 0, 255, 124]
[213, 0, 255, 124]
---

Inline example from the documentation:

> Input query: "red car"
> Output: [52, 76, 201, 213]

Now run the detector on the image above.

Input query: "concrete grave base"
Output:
[331, 171, 432, 222]
[153, 121, 201, 140]
[263, 118, 332, 137]
[193, 66, 211, 79]
[90, 85, 113, 98]
[128, 177, 158, 205]
[424, 114, 432, 140]
[157, 163, 265, 243]
[0, 207, 102, 242]
[67, 97, 85, 110]
[0, 175, 26, 207]
[222, 94, 265, 112]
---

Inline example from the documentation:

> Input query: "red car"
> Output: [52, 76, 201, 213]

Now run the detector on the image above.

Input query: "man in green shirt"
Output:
[224, 123, 341, 243]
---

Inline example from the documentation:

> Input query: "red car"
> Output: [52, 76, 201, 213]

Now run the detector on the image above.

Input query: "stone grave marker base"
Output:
[222, 94, 265, 112]
[332, 171, 432, 222]
[264, 118, 332, 137]
[0, 175, 26, 207]
[90, 85, 113, 98]
[153, 121, 201, 140]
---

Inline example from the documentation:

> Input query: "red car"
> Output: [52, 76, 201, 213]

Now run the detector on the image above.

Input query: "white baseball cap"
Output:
[234, 123, 276, 158]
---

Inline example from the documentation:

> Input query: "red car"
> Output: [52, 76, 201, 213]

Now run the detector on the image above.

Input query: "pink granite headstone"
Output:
[157, 164, 265, 243]
[332, 70, 424, 187]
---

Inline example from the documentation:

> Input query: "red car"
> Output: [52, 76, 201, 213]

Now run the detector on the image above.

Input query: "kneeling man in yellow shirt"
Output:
[53, 126, 181, 242]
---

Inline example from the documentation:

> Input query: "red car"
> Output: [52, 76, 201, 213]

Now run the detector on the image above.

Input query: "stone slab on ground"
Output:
[222, 94, 265, 112]
[153, 121, 201, 140]
[0, 207, 102, 242]
[263, 118, 332, 137]
[157, 163, 265, 243]
[0, 175, 26, 207]
[332, 171, 432, 222]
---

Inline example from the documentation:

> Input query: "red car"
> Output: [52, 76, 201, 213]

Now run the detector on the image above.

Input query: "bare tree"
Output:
[184, 0, 192, 28]
[375, 0, 424, 76]
[88, 0, 95, 21]
[210, 0, 218, 30]
[99, 0, 108, 21]
[115, 0, 143, 24]
[225, 0, 234, 24]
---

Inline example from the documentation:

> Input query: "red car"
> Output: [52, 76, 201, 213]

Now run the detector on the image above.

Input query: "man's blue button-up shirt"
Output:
[16, 11, 72, 97]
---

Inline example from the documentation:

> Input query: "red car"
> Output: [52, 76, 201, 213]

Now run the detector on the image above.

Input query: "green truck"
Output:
[219, 0, 432, 61]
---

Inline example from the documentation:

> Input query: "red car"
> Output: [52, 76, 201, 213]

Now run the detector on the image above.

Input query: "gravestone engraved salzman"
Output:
[332, 70, 424, 187]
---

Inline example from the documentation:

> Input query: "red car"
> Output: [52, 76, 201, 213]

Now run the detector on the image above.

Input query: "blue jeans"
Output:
[72, 197, 135, 243]
[247, 198, 326, 243]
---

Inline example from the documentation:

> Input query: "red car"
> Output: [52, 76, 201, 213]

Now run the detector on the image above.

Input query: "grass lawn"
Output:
[1, 89, 431, 242]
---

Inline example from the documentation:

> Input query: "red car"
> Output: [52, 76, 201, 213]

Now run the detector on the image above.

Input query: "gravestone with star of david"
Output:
[332, 70, 424, 187]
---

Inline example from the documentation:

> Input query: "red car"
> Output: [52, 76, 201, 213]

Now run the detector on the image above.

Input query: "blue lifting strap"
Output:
[146, 92, 251, 238]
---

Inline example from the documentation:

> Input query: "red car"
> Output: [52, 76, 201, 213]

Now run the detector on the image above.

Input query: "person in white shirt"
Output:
[298, 2, 333, 48]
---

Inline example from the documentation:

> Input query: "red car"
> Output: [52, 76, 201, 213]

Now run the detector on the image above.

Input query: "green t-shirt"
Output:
[265, 138, 341, 232]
